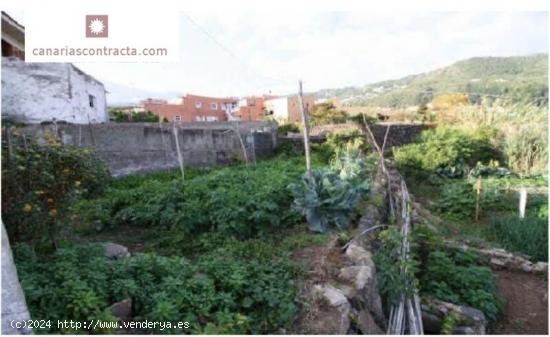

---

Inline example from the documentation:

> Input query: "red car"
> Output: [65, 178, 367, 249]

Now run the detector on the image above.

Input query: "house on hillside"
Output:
[1, 12, 108, 124]
[264, 94, 315, 123]
[142, 94, 239, 122]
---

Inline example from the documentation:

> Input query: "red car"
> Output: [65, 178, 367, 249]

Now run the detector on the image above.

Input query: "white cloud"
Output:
[74, 11, 548, 103]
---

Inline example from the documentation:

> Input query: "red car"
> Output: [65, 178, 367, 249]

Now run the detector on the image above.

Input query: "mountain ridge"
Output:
[315, 53, 548, 107]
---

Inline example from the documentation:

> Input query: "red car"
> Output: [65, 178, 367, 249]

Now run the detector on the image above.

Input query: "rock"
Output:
[109, 298, 132, 320]
[355, 309, 384, 334]
[533, 262, 548, 274]
[338, 266, 373, 290]
[422, 299, 486, 335]
[489, 257, 506, 268]
[104, 242, 130, 260]
[313, 284, 349, 307]
[521, 262, 534, 273]
[345, 242, 375, 269]
[422, 311, 442, 333]
[454, 326, 476, 334]
[312, 284, 351, 334]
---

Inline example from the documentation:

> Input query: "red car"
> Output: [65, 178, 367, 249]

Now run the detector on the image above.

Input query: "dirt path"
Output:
[491, 270, 548, 334]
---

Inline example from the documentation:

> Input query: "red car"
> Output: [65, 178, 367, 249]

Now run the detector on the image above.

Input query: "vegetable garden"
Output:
[2, 107, 548, 335]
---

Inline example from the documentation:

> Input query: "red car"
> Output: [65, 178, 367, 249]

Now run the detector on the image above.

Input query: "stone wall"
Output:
[17, 121, 278, 176]
[282, 122, 431, 152]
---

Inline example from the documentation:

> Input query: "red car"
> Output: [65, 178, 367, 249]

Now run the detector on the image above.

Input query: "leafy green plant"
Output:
[485, 216, 548, 262]
[468, 161, 511, 178]
[374, 227, 419, 313]
[289, 169, 366, 233]
[412, 226, 501, 321]
[2, 130, 110, 248]
[434, 181, 505, 220]
[76, 156, 305, 239]
[14, 240, 299, 334]
[441, 311, 460, 335]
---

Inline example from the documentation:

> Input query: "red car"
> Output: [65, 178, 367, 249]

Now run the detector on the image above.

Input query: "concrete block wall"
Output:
[18, 121, 278, 176]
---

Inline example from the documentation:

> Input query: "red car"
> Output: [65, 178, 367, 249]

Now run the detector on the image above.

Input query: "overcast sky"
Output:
[70, 11, 548, 101]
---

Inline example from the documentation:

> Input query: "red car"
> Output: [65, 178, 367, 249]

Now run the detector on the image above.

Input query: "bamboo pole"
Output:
[298, 80, 312, 177]
[232, 123, 249, 165]
[172, 122, 185, 183]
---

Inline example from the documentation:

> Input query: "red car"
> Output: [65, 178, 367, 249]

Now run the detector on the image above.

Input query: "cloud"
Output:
[75, 11, 548, 102]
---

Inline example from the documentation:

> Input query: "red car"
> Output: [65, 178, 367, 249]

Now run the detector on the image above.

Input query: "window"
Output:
[174, 116, 181, 121]
[195, 101, 202, 108]
[210, 102, 218, 110]
[206, 116, 218, 122]
[89, 94, 96, 108]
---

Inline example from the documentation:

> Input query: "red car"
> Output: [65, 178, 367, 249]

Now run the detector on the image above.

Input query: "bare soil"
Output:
[491, 270, 548, 335]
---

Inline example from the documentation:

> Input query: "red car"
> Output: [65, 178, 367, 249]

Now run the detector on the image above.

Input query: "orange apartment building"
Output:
[236, 95, 278, 121]
[143, 94, 239, 122]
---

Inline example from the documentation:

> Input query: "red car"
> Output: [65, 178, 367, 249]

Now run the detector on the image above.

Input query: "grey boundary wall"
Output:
[16, 121, 278, 176]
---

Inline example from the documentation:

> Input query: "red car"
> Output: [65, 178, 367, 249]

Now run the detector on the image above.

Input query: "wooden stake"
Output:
[172, 122, 185, 183]
[298, 80, 312, 176]
[475, 178, 482, 221]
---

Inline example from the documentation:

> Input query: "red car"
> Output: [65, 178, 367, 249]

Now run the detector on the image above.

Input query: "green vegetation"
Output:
[393, 126, 500, 178]
[14, 239, 300, 334]
[485, 216, 548, 262]
[309, 102, 349, 125]
[76, 157, 307, 239]
[317, 54, 548, 107]
[413, 227, 501, 321]
[277, 123, 300, 135]
[110, 110, 167, 123]
[290, 140, 372, 233]
[2, 130, 110, 248]
[374, 227, 419, 313]
[9, 139, 341, 334]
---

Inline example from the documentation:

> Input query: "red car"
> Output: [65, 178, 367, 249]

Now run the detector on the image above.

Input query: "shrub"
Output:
[312, 130, 368, 164]
[110, 110, 167, 123]
[485, 216, 548, 262]
[2, 130, 110, 247]
[393, 126, 501, 178]
[309, 102, 349, 126]
[277, 123, 300, 135]
[14, 241, 298, 334]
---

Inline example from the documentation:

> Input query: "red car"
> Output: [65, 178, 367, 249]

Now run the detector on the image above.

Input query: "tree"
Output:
[309, 102, 349, 126]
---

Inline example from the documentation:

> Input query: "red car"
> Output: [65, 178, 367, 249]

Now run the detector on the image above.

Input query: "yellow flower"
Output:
[63, 168, 70, 174]
[49, 209, 57, 217]
[23, 204, 33, 213]
[75, 181, 81, 187]
[34, 190, 45, 195]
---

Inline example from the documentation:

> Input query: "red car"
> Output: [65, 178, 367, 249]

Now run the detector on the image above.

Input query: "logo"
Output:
[85, 15, 108, 38]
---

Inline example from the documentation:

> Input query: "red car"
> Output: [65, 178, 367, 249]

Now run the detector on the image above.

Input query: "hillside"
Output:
[316, 54, 548, 107]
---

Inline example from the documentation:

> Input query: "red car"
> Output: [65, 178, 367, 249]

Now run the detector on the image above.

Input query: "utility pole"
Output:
[298, 80, 312, 177]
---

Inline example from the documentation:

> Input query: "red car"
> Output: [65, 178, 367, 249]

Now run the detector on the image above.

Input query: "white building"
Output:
[1, 11, 108, 124]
